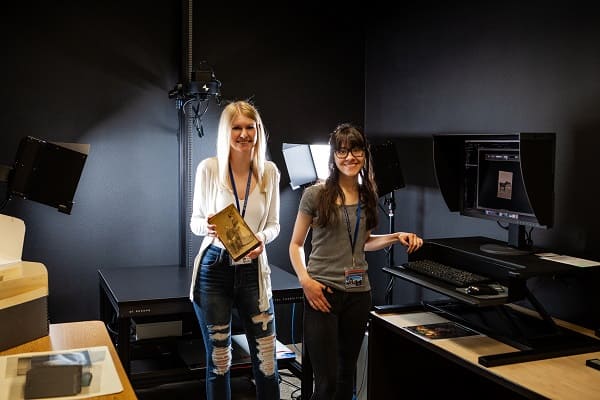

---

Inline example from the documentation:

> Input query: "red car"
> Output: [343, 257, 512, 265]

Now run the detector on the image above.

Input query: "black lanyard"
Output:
[342, 203, 362, 267]
[228, 163, 253, 218]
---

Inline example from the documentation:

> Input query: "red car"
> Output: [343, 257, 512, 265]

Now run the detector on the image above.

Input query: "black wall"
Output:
[1, 2, 181, 323]
[2, 1, 596, 344]
[0, 2, 364, 344]
[187, 5, 365, 342]
[364, 4, 600, 329]
[187, 4, 365, 271]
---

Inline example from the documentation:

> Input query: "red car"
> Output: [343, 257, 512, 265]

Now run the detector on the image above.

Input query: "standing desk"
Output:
[384, 237, 600, 364]
[368, 307, 600, 400]
[372, 237, 600, 399]
[0, 321, 137, 400]
[98, 264, 311, 394]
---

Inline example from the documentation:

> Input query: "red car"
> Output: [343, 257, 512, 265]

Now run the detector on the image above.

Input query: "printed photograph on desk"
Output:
[402, 321, 480, 340]
[0, 346, 123, 400]
[208, 203, 260, 262]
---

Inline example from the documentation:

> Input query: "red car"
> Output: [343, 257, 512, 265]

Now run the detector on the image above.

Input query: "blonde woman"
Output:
[190, 101, 280, 400]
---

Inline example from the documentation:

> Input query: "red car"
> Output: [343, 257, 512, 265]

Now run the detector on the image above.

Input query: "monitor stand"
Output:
[423, 285, 600, 367]
[480, 243, 532, 256]
[480, 224, 533, 256]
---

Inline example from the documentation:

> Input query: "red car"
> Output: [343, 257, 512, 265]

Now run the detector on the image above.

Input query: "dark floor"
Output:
[135, 369, 302, 400]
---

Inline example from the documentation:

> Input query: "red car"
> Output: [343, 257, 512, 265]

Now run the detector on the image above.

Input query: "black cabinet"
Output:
[98, 264, 306, 389]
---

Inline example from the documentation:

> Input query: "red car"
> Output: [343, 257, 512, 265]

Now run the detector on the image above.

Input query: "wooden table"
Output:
[368, 306, 600, 400]
[0, 320, 137, 400]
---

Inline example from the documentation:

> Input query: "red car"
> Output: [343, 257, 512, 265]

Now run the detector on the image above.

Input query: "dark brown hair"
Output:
[315, 123, 378, 230]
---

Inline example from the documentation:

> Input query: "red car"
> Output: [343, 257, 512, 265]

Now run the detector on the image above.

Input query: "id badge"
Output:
[345, 269, 365, 289]
[230, 256, 252, 266]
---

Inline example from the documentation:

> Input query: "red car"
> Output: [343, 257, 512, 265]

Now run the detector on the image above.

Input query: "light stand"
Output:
[383, 191, 396, 304]
[369, 140, 405, 305]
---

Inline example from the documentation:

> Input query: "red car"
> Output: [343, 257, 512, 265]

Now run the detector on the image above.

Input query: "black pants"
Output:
[303, 288, 372, 400]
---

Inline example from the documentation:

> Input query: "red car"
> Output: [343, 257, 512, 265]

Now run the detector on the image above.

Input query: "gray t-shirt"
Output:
[299, 184, 370, 292]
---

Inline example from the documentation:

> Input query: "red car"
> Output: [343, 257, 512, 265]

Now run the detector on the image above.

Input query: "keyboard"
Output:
[402, 259, 491, 287]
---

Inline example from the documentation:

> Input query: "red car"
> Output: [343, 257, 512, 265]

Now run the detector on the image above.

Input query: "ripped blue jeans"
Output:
[192, 244, 280, 400]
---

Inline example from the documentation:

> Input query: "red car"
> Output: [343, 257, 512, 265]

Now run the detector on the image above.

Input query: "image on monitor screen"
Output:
[462, 140, 551, 255]
[476, 149, 536, 224]
[474, 149, 538, 255]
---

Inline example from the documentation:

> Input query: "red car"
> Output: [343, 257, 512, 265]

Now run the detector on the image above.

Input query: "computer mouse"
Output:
[465, 285, 478, 294]
[466, 285, 497, 295]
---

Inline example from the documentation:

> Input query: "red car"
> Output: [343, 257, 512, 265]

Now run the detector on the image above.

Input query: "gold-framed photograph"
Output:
[208, 203, 260, 261]
[402, 322, 478, 340]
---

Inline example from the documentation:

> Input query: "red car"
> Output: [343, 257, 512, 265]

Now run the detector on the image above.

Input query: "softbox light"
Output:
[371, 140, 405, 197]
[282, 143, 329, 190]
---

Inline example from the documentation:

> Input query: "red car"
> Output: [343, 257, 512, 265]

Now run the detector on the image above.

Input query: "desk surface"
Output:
[97, 263, 306, 391]
[373, 307, 600, 400]
[425, 237, 587, 277]
[98, 264, 302, 309]
[0, 320, 137, 400]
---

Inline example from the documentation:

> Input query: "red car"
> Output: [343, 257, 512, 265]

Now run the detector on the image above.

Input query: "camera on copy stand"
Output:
[168, 61, 222, 103]
[169, 61, 221, 138]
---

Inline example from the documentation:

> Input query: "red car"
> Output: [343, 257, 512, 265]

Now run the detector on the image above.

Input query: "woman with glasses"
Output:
[289, 123, 423, 399]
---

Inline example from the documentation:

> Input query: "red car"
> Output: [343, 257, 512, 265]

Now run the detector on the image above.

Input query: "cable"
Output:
[526, 227, 534, 247]
[378, 197, 396, 304]
[384, 275, 395, 304]
[290, 303, 301, 354]
[181, 97, 196, 111]
[496, 221, 509, 230]
[290, 387, 302, 400]
[0, 192, 10, 213]
[354, 341, 368, 399]
[496, 221, 535, 247]
[279, 375, 301, 390]
[183, 98, 211, 138]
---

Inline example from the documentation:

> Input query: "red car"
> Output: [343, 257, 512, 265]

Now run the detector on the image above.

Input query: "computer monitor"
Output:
[7, 136, 88, 214]
[433, 133, 555, 255]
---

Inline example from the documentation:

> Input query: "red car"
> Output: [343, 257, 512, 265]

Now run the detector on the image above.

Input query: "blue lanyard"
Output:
[228, 163, 253, 218]
[342, 203, 361, 266]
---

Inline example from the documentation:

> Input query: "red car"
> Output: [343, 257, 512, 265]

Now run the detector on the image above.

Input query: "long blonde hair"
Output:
[215, 101, 268, 189]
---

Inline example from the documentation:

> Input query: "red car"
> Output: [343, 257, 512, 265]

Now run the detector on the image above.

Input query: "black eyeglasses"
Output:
[334, 147, 365, 158]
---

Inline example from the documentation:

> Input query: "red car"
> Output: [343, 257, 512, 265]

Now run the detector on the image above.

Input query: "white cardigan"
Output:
[189, 157, 281, 311]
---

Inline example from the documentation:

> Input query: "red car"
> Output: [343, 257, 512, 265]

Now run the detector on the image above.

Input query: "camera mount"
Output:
[168, 61, 221, 103]
[169, 61, 222, 138]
